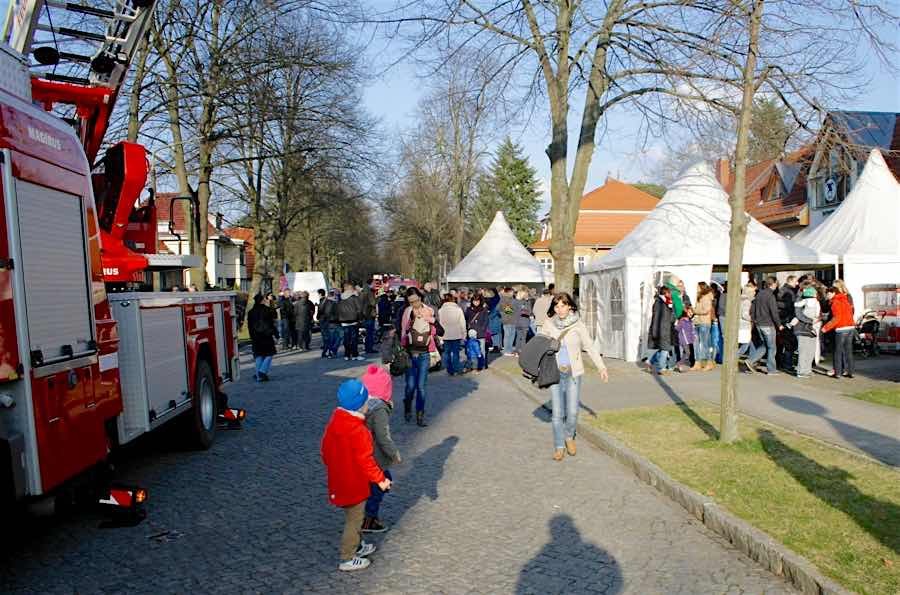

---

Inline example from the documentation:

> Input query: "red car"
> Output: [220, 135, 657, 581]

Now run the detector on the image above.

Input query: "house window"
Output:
[216, 245, 223, 263]
[539, 257, 554, 272]
[576, 256, 586, 272]
[239, 247, 245, 265]
[812, 147, 852, 208]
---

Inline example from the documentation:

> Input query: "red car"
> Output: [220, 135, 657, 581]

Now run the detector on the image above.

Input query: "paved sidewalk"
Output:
[494, 354, 900, 467]
[2, 346, 792, 593]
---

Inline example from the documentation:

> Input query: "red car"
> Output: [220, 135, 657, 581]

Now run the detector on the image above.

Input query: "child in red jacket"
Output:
[321, 379, 392, 571]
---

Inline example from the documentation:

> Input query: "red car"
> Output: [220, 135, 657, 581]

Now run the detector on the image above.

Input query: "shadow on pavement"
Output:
[516, 514, 623, 594]
[652, 375, 720, 439]
[388, 436, 460, 514]
[771, 396, 900, 466]
[758, 429, 900, 555]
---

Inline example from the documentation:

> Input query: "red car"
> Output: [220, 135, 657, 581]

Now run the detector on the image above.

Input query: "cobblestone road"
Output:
[1, 346, 792, 594]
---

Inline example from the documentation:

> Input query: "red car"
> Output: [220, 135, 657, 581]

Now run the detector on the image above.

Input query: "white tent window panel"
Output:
[610, 278, 625, 332]
[581, 279, 597, 340]
[15, 180, 94, 363]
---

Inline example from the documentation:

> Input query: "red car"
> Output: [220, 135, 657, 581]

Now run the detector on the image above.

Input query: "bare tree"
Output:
[379, 1, 757, 292]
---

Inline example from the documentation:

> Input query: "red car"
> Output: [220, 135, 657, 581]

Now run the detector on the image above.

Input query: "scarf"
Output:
[553, 311, 580, 330]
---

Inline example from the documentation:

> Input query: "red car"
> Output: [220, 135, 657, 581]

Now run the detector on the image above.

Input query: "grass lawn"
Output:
[845, 388, 900, 410]
[590, 402, 900, 595]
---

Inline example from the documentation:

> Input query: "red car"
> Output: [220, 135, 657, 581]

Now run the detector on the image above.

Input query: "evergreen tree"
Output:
[470, 137, 541, 246]
[748, 98, 793, 163]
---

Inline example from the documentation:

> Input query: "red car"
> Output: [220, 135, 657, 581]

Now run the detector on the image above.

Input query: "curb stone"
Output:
[493, 365, 851, 595]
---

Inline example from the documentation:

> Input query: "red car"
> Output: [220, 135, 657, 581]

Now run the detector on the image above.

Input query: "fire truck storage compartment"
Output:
[14, 180, 95, 366]
[110, 296, 190, 445]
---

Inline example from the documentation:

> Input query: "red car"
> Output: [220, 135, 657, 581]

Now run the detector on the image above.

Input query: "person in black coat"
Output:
[247, 294, 277, 381]
[647, 286, 674, 374]
[776, 276, 799, 370]
[293, 292, 314, 351]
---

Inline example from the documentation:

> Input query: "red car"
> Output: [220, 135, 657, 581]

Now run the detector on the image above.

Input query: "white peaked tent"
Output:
[794, 149, 900, 311]
[579, 162, 837, 361]
[447, 211, 547, 286]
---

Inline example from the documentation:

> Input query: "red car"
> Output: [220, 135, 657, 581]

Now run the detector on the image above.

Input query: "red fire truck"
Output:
[0, 1, 242, 512]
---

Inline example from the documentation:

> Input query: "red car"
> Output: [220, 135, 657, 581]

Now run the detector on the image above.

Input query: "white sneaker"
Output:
[356, 540, 376, 557]
[344, 357, 351, 361]
[338, 556, 370, 571]
[355, 356, 365, 361]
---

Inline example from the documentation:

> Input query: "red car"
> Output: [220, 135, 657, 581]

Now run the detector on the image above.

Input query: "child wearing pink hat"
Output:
[361, 365, 401, 533]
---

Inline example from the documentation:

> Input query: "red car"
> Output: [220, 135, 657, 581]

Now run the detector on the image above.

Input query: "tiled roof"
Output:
[579, 178, 661, 210]
[224, 226, 255, 279]
[531, 213, 649, 249]
[829, 111, 897, 152]
[722, 147, 813, 227]
[531, 179, 658, 249]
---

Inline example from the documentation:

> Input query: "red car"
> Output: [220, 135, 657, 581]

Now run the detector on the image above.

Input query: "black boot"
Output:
[416, 411, 428, 427]
[404, 399, 412, 423]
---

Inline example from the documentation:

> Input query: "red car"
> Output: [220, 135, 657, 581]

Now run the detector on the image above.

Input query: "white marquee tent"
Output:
[446, 211, 548, 286]
[793, 149, 900, 311]
[579, 162, 837, 361]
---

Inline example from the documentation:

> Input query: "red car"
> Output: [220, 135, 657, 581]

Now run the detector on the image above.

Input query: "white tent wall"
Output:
[582, 263, 711, 361]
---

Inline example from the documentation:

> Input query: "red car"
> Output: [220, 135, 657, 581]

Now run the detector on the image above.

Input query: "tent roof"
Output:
[447, 211, 547, 285]
[587, 161, 836, 271]
[793, 149, 900, 260]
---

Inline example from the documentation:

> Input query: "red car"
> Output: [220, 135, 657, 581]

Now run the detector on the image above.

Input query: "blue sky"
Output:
[364, 50, 898, 212]
[5, 0, 896, 211]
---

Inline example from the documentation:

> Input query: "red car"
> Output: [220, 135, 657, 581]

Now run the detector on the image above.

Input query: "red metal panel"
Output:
[0, 175, 21, 383]
[0, 102, 87, 174]
[30, 365, 108, 493]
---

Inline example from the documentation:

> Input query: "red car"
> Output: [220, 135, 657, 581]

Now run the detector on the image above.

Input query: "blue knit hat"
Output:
[337, 379, 368, 411]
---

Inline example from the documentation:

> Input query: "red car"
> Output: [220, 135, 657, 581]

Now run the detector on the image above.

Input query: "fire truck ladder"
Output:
[5, 0, 156, 89]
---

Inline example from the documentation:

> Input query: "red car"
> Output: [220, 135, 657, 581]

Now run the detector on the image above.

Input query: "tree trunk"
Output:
[720, 0, 765, 444]
[126, 35, 151, 142]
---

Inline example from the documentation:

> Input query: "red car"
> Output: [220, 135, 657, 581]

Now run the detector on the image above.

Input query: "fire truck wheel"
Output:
[189, 360, 217, 449]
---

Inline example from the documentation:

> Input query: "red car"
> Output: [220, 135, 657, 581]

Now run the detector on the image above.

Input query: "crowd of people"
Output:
[645, 274, 859, 379]
[318, 282, 609, 572]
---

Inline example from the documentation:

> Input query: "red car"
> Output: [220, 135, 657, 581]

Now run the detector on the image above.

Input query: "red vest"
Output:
[320, 409, 385, 507]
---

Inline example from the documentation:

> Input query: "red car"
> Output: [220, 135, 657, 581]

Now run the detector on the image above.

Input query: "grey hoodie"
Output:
[365, 398, 400, 469]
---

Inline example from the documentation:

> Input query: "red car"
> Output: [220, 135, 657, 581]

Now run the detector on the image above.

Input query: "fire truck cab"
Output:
[0, 2, 240, 508]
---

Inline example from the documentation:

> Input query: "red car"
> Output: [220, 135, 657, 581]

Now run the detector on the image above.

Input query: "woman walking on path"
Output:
[465, 293, 490, 371]
[438, 294, 467, 376]
[692, 282, 716, 371]
[247, 293, 277, 382]
[513, 289, 533, 353]
[541, 293, 608, 461]
[823, 280, 855, 379]
[400, 287, 438, 427]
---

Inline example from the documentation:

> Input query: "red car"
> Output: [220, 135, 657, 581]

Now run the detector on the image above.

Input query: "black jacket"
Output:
[247, 304, 277, 357]
[337, 294, 362, 323]
[752, 287, 781, 328]
[278, 296, 295, 323]
[358, 288, 377, 320]
[649, 297, 674, 349]
[293, 298, 314, 329]
[777, 284, 797, 324]
[465, 305, 490, 339]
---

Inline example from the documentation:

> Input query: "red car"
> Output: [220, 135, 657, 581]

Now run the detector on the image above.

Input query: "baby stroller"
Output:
[853, 310, 881, 358]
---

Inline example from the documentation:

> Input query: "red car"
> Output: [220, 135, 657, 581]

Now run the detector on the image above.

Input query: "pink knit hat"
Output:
[361, 365, 393, 403]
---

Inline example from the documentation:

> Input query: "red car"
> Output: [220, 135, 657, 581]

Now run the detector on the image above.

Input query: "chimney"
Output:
[716, 158, 732, 190]
[215, 212, 224, 230]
